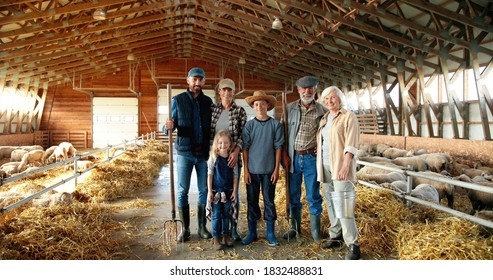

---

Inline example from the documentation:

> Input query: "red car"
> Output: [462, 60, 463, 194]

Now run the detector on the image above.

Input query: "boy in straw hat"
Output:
[241, 91, 284, 246]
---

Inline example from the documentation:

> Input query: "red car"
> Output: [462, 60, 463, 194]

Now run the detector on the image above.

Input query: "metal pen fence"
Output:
[356, 160, 493, 229]
[0, 132, 157, 214]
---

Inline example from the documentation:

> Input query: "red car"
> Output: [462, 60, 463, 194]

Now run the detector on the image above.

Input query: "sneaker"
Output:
[345, 244, 361, 260]
[321, 235, 343, 249]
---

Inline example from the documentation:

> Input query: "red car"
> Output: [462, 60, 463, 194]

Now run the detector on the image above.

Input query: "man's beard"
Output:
[190, 85, 202, 94]
[300, 95, 314, 103]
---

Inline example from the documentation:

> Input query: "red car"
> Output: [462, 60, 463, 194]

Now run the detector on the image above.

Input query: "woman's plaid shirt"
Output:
[210, 102, 247, 150]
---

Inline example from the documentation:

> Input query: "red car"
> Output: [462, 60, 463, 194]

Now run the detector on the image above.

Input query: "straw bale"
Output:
[397, 217, 493, 260]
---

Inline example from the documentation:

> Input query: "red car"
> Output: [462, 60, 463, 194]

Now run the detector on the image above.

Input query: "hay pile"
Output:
[0, 203, 124, 259]
[0, 140, 169, 260]
[272, 176, 493, 260]
[397, 217, 493, 260]
[76, 140, 168, 202]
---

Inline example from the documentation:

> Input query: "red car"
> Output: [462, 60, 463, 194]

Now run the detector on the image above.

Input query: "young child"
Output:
[242, 91, 284, 246]
[207, 130, 238, 250]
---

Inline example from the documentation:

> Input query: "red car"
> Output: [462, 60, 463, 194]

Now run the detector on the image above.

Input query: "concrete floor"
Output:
[110, 162, 361, 261]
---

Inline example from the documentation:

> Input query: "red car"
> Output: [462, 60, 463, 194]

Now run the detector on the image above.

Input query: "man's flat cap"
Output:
[296, 76, 319, 88]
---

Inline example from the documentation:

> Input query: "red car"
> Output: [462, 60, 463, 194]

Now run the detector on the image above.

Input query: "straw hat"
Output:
[245, 90, 276, 111]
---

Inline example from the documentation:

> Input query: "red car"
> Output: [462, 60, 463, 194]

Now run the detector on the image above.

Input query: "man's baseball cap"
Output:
[188, 67, 206, 78]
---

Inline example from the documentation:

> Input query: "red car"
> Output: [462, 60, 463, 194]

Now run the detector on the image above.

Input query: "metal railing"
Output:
[0, 132, 157, 214]
[356, 160, 493, 229]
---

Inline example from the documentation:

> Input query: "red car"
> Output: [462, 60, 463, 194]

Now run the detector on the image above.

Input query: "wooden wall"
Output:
[35, 58, 290, 148]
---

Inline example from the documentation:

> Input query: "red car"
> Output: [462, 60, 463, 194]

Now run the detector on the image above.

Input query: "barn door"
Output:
[92, 97, 138, 148]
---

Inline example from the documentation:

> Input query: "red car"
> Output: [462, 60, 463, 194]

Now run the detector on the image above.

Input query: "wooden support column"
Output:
[380, 67, 399, 136]
[471, 52, 492, 140]
[439, 50, 466, 139]
[396, 60, 419, 136]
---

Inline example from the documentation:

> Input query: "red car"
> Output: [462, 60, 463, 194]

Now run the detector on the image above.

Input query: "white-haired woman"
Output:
[315, 86, 361, 260]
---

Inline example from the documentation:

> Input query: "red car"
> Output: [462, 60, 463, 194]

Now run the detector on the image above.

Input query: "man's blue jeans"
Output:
[288, 153, 323, 216]
[176, 154, 208, 207]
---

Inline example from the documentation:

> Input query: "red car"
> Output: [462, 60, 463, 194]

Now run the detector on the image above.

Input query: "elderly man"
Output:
[281, 76, 327, 243]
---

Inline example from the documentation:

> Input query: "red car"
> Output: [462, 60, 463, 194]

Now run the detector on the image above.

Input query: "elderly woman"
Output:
[210, 78, 247, 241]
[316, 86, 361, 260]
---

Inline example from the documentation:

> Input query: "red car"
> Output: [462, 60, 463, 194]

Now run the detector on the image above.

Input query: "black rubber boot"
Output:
[197, 204, 212, 239]
[310, 214, 321, 243]
[177, 204, 190, 242]
[231, 221, 241, 241]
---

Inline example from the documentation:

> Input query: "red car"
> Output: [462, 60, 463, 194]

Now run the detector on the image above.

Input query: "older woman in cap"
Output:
[281, 75, 327, 243]
[242, 91, 284, 246]
[210, 78, 247, 241]
[316, 86, 361, 260]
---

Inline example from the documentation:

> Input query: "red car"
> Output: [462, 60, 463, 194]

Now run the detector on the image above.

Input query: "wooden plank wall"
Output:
[36, 58, 288, 148]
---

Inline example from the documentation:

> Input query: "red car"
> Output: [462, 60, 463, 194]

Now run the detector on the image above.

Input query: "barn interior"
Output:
[1, 0, 493, 265]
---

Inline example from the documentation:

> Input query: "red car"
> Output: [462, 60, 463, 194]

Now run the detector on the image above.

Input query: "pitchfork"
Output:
[280, 91, 299, 242]
[163, 83, 183, 245]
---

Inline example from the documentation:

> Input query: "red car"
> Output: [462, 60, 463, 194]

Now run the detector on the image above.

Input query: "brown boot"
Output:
[213, 237, 224, 250]
[223, 235, 234, 247]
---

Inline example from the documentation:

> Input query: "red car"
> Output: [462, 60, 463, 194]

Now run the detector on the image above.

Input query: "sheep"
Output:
[410, 184, 440, 204]
[64, 160, 94, 172]
[463, 168, 491, 179]
[10, 149, 28, 162]
[358, 156, 392, 164]
[58, 142, 76, 158]
[475, 164, 493, 175]
[19, 166, 44, 179]
[476, 210, 493, 237]
[357, 161, 403, 176]
[380, 180, 408, 193]
[449, 161, 470, 176]
[412, 171, 455, 209]
[392, 156, 428, 172]
[382, 147, 414, 159]
[375, 143, 390, 156]
[414, 149, 428, 156]
[359, 143, 376, 156]
[49, 146, 65, 162]
[358, 171, 406, 184]
[31, 192, 73, 208]
[0, 162, 21, 177]
[418, 153, 452, 174]
[21, 145, 44, 152]
[49, 142, 77, 162]
[0, 146, 17, 159]
[357, 156, 392, 170]
[472, 175, 492, 184]
[42, 145, 58, 163]
[455, 174, 493, 213]
[357, 149, 369, 158]
[17, 150, 44, 172]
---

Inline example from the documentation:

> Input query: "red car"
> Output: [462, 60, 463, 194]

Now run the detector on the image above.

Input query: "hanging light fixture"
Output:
[238, 57, 246, 65]
[272, 17, 283, 30]
[127, 54, 135, 61]
[93, 8, 107, 21]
